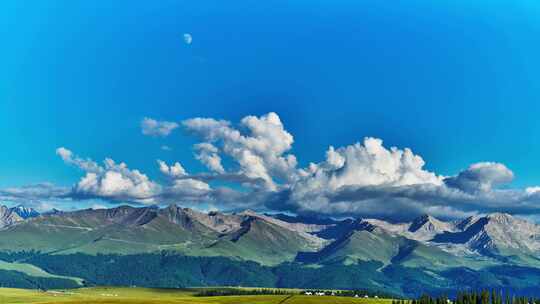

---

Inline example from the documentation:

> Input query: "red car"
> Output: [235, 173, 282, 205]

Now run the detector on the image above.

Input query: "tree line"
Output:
[195, 288, 292, 297]
[410, 291, 540, 304]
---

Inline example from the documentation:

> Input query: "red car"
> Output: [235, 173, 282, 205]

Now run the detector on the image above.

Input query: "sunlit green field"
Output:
[0, 287, 395, 304]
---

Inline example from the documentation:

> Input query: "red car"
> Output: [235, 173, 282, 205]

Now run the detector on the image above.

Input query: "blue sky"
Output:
[2, 1, 540, 218]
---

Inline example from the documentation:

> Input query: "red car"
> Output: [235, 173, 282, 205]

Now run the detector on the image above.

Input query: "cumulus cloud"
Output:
[297, 137, 442, 192]
[183, 112, 297, 190]
[177, 113, 540, 220]
[157, 160, 187, 178]
[153, 159, 215, 204]
[21, 112, 540, 221]
[56, 147, 102, 173]
[194, 143, 225, 174]
[141, 117, 179, 137]
[167, 178, 211, 198]
[444, 162, 514, 193]
[268, 138, 447, 219]
[75, 160, 161, 203]
[267, 157, 540, 220]
[56, 148, 161, 203]
[54, 149, 217, 206]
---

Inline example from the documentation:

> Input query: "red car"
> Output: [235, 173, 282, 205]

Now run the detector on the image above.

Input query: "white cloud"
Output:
[157, 160, 187, 178]
[155, 159, 213, 202]
[35, 112, 540, 221]
[169, 178, 210, 197]
[180, 113, 540, 219]
[141, 117, 179, 137]
[57, 148, 161, 203]
[314, 137, 441, 189]
[183, 112, 297, 190]
[194, 143, 225, 174]
[290, 137, 441, 200]
[270, 137, 446, 219]
[53, 148, 216, 206]
[56, 147, 102, 173]
[74, 159, 161, 203]
[445, 162, 514, 193]
[161, 145, 172, 151]
[526, 187, 540, 195]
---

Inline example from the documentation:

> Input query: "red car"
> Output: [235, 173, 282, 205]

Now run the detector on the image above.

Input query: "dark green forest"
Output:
[411, 291, 540, 304]
[0, 269, 79, 289]
[3, 251, 540, 298]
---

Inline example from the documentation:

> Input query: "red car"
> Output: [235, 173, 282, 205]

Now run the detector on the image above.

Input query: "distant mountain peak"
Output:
[408, 214, 453, 234]
[486, 212, 514, 223]
[0, 205, 25, 228]
[10, 205, 40, 219]
[408, 214, 432, 231]
[353, 219, 378, 232]
[44, 208, 63, 215]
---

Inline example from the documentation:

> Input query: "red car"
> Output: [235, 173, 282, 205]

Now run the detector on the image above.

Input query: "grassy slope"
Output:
[0, 260, 83, 285]
[191, 219, 321, 266]
[328, 231, 398, 265]
[0, 211, 318, 266]
[55, 217, 214, 255]
[0, 212, 218, 256]
[0, 218, 102, 253]
[302, 228, 491, 271]
[298, 229, 408, 266]
[392, 242, 481, 270]
[0, 287, 394, 304]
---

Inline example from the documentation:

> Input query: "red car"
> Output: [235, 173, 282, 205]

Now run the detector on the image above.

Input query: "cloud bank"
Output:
[5, 112, 540, 220]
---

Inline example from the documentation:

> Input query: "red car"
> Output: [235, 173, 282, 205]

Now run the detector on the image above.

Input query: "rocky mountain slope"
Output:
[0, 205, 40, 228]
[0, 204, 330, 265]
[1, 204, 539, 266]
[9, 205, 40, 219]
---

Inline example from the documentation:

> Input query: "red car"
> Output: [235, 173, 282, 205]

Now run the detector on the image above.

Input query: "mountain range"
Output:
[0, 205, 40, 227]
[1, 204, 540, 296]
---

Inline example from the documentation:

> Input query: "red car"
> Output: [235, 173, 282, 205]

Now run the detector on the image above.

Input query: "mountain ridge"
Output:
[1, 204, 539, 260]
[1, 204, 540, 295]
